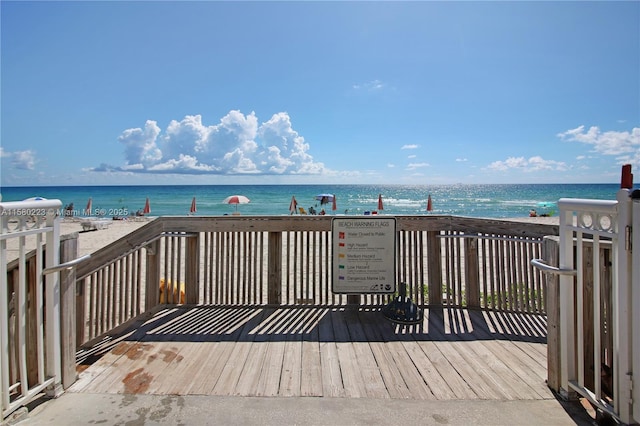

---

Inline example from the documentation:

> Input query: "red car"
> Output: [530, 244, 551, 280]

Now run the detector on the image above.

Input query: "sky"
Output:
[1, 1, 639, 187]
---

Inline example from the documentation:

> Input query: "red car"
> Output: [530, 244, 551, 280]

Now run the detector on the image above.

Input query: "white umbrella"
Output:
[222, 195, 250, 212]
[315, 194, 334, 205]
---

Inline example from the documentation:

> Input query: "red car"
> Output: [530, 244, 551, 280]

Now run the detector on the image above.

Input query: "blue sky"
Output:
[1, 1, 639, 186]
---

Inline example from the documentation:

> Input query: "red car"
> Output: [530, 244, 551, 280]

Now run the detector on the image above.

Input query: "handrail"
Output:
[438, 233, 543, 243]
[530, 258, 577, 276]
[558, 197, 618, 213]
[0, 198, 62, 214]
[75, 230, 196, 281]
[42, 254, 91, 275]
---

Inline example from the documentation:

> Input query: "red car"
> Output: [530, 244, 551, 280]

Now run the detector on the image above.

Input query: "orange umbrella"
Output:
[190, 197, 197, 214]
[332, 194, 337, 211]
[427, 194, 433, 212]
[377, 194, 384, 211]
[143, 197, 151, 215]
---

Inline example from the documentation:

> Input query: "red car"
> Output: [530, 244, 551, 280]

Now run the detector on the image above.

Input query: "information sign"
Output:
[331, 217, 397, 294]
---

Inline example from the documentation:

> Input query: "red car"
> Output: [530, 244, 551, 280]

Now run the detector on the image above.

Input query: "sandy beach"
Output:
[59, 217, 152, 257]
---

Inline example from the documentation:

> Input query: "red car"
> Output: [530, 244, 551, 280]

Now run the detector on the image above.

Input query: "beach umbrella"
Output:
[377, 194, 384, 211]
[332, 194, 337, 211]
[223, 195, 250, 211]
[427, 194, 433, 212]
[85, 197, 92, 215]
[289, 196, 298, 215]
[143, 197, 151, 215]
[315, 194, 334, 205]
[190, 197, 197, 215]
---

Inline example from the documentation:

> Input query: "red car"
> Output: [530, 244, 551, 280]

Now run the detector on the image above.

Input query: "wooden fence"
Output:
[68, 215, 557, 346]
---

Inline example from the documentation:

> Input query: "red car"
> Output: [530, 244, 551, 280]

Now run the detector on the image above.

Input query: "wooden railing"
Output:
[71, 215, 557, 347]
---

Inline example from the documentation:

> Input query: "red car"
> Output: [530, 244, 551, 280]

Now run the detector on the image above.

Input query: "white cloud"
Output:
[2, 149, 36, 170]
[406, 162, 430, 170]
[148, 154, 217, 173]
[558, 125, 640, 157]
[401, 144, 419, 150]
[353, 79, 384, 91]
[487, 156, 567, 172]
[92, 110, 325, 176]
[456, 158, 468, 162]
[118, 120, 163, 167]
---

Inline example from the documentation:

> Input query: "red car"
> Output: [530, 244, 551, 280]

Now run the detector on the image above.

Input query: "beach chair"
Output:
[81, 218, 112, 231]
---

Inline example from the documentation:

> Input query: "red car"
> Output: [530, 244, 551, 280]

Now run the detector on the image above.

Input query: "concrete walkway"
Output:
[10, 393, 595, 426]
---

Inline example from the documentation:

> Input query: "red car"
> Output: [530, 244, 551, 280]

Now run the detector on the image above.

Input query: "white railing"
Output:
[0, 198, 63, 420]
[534, 188, 636, 424]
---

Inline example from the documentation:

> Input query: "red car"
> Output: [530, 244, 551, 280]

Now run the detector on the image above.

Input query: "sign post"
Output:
[331, 217, 396, 294]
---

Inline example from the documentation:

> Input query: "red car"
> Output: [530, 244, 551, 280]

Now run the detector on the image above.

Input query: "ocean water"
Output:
[0, 183, 625, 219]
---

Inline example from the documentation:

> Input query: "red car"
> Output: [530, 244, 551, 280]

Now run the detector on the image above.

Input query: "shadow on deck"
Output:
[70, 306, 551, 401]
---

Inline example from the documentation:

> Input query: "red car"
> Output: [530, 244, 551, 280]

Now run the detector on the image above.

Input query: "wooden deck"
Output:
[69, 306, 552, 401]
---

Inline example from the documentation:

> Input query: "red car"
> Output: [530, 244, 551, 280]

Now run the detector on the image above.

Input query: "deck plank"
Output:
[105, 341, 183, 394]
[415, 339, 478, 399]
[233, 308, 276, 396]
[300, 309, 324, 397]
[278, 313, 303, 396]
[184, 340, 236, 395]
[71, 306, 551, 403]
[70, 341, 146, 392]
[476, 340, 552, 399]
[342, 309, 389, 399]
[139, 342, 191, 395]
[401, 337, 457, 400]
[470, 313, 552, 399]
[212, 309, 269, 396]
[424, 309, 500, 399]
[372, 317, 435, 400]
[188, 308, 265, 395]
[447, 310, 535, 400]
[318, 308, 346, 398]
[233, 340, 269, 396]
[330, 309, 368, 398]
[254, 310, 288, 397]
[357, 309, 413, 399]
